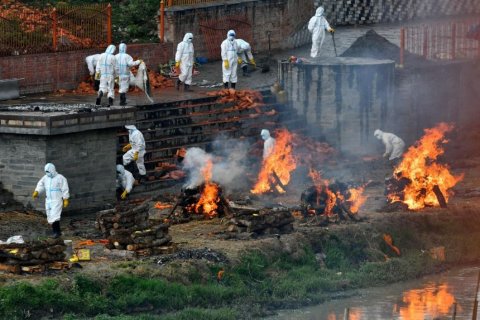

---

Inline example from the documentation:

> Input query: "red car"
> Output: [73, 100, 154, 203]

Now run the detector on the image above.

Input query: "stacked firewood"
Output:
[206, 89, 266, 113]
[0, 238, 66, 274]
[226, 208, 295, 237]
[96, 202, 173, 256]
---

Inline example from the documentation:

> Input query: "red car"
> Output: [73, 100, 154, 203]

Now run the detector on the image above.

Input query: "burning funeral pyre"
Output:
[385, 123, 463, 210]
[96, 201, 174, 256]
[0, 238, 67, 274]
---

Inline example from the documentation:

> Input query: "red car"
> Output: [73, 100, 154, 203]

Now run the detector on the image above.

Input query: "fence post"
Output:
[168, 0, 173, 6]
[451, 23, 456, 60]
[52, 8, 57, 51]
[107, 3, 112, 44]
[400, 28, 405, 67]
[160, 0, 165, 43]
[423, 25, 428, 58]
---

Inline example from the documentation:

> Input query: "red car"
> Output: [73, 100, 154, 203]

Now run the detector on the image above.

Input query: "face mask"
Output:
[46, 171, 54, 178]
[187, 38, 192, 43]
[228, 35, 235, 41]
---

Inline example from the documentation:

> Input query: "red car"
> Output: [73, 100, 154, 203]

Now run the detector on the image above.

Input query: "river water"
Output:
[270, 266, 480, 320]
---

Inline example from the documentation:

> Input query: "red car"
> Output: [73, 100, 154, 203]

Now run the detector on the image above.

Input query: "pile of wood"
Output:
[206, 89, 266, 113]
[0, 238, 67, 274]
[96, 202, 173, 257]
[225, 208, 294, 237]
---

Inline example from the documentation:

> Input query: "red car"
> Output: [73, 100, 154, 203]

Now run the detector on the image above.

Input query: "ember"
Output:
[194, 160, 220, 218]
[251, 128, 297, 194]
[387, 123, 463, 210]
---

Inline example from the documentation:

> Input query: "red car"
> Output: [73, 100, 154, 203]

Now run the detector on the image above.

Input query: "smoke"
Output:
[182, 137, 250, 190]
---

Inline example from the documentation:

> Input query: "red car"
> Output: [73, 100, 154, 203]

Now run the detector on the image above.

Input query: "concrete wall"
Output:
[0, 43, 173, 95]
[279, 57, 395, 156]
[163, 0, 480, 59]
[0, 129, 118, 214]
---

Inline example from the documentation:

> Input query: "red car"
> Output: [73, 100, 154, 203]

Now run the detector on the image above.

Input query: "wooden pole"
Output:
[400, 28, 405, 67]
[423, 25, 428, 58]
[160, 0, 165, 43]
[452, 302, 457, 319]
[168, 0, 173, 6]
[472, 270, 480, 320]
[107, 3, 112, 44]
[343, 307, 349, 320]
[52, 8, 57, 51]
[451, 23, 456, 60]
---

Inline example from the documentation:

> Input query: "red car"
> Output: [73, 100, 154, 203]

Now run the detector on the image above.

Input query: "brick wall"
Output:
[0, 129, 118, 213]
[164, 0, 480, 59]
[0, 43, 173, 95]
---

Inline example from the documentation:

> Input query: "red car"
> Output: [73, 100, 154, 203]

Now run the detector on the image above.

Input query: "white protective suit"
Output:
[115, 43, 141, 94]
[96, 44, 116, 98]
[85, 54, 101, 76]
[374, 129, 406, 160]
[34, 163, 69, 224]
[116, 164, 134, 193]
[123, 125, 146, 176]
[236, 39, 254, 69]
[221, 30, 239, 84]
[307, 7, 332, 58]
[261, 129, 276, 159]
[175, 33, 195, 85]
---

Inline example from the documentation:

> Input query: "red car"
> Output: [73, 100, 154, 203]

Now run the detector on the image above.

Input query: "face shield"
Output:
[228, 31, 236, 41]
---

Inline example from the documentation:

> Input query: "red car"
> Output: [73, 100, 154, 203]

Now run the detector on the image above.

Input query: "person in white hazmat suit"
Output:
[221, 29, 239, 89]
[175, 32, 195, 92]
[261, 129, 276, 159]
[32, 163, 69, 238]
[85, 53, 101, 90]
[236, 38, 256, 77]
[115, 43, 142, 106]
[95, 44, 116, 106]
[307, 7, 334, 58]
[116, 164, 135, 200]
[122, 125, 147, 182]
[374, 129, 406, 163]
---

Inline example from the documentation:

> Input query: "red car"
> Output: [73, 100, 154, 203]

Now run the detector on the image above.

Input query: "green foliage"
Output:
[111, 0, 160, 43]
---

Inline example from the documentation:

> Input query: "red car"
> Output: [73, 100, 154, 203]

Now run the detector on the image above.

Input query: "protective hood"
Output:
[227, 29, 236, 40]
[125, 125, 137, 130]
[116, 164, 125, 175]
[119, 43, 127, 54]
[44, 163, 58, 178]
[261, 129, 271, 140]
[237, 39, 250, 51]
[315, 7, 324, 17]
[105, 44, 116, 54]
[374, 129, 383, 139]
[183, 33, 193, 43]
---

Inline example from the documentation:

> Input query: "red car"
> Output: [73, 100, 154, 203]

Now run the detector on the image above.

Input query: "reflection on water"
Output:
[271, 266, 480, 320]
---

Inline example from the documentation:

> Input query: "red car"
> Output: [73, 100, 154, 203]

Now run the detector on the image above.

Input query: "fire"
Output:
[251, 129, 297, 194]
[194, 160, 220, 218]
[308, 168, 367, 215]
[154, 202, 173, 210]
[398, 284, 456, 319]
[389, 123, 463, 210]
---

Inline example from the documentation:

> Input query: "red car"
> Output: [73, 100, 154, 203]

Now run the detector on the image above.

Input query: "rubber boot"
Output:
[242, 65, 249, 77]
[224, 82, 229, 89]
[184, 84, 192, 92]
[94, 79, 100, 91]
[108, 97, 113, 107]
[95, 91, 103, 105]
[52, 221, 62, 239]
[176, 79, 182, 90]
[120, 93, 126, 106]
[231, 82, 236, 89]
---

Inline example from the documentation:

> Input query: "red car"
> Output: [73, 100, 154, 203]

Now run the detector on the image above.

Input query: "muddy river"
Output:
[270, 266, 480, 319]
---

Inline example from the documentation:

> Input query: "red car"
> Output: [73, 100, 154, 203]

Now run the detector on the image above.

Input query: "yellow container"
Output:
[76, 248, 91, 261]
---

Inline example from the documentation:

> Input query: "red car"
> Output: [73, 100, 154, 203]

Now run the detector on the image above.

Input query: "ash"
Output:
[156, 247, 229, 265]
[0, 103, 107, 113]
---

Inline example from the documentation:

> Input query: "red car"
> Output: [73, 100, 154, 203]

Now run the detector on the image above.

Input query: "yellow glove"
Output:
[114, 76, 119, 84]
[329, 27, 335, 33]
[133, 151, 139, 161]
[175, 61, 180, 68]
[138, 59, 143, 64]
[122, 143, 131, 152]
[63, 199, 69, 208]
[249, 58, 256, 67]
[32, 191, 39, 199]
[223, 60, 229, 69]
[121, 189, 128, 200]
[95, 72, 100, 80]
[237, 57, 243, 65]
[69, 254, 79, 263]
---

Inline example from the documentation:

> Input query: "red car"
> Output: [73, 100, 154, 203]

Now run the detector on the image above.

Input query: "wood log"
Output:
[433, 185, 447, 208]
[133, 236, 155, 244]
[109, 229, 132, 237]
[0, 263, 21, 274]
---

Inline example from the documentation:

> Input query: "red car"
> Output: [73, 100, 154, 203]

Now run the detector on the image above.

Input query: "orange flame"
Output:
[154, 202, 173, 210]
[347, 186, 367, 214]
[389, 123, 463, 210]
[251, 129, 297, 194]
[399, 284, 456, 320]
[194, 160, 220, 218]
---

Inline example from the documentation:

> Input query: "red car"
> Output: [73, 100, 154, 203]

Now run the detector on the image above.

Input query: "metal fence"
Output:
[166, 0, 219, 6]
[0, 3, 111, 56]
[400, 16, 480, 64]
[199, 15, 253, 60]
